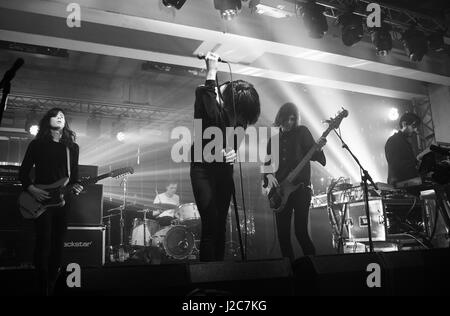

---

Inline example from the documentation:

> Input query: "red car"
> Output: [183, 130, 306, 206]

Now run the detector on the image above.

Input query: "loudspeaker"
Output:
[293, 248, 450, 295]
[188, 259, 294, 296]
[0, 184, 23, 229]
[66, 184, 103, 226]
[78, 165, 98, 179]
[62, 226, 105, 267]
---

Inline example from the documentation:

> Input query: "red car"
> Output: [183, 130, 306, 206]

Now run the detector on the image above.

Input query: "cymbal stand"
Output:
[117, 176, 128, 262]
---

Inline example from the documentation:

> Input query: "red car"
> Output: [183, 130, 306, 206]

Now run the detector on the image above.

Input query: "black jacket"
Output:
[385, 131, 419, 184]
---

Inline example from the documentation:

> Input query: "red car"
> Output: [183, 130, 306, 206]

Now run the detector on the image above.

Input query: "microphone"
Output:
[0, 58, 24, 89]
[197, 53, 227, 63]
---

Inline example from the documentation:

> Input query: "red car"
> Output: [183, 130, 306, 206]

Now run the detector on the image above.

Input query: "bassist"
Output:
[263, 103, 326, 261]
[19, 108, 83, 295]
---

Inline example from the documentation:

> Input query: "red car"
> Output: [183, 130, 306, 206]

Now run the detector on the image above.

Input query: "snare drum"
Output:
[130, 218, 159, 246]
[176, 203, 200, 228]
[151, 225, 195, 259]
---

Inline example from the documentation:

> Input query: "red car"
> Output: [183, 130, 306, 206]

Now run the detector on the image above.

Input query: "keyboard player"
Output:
[385, 112, 421, 186]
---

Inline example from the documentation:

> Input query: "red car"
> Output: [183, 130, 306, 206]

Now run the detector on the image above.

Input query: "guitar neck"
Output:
[287, 129, 332, 183]
[79, 173, 111, 187]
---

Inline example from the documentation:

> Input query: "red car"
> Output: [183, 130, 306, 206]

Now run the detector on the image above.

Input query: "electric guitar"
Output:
[267, 109, 348, 213]
[18, 167, 134, 219]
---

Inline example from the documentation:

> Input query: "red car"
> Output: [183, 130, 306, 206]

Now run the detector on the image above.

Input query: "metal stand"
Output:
[0, 82, 10, 126]
[334, 130, 379, 253]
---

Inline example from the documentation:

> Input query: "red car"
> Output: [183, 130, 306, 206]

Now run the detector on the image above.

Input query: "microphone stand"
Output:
[333, 130, 379, 253]
[0, 81, 10, 126]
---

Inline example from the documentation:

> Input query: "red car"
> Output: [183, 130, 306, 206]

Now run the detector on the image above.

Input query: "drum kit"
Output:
[104, 202, 201, 264]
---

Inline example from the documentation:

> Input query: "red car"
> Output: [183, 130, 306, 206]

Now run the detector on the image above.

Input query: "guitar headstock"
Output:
[110, 167, 134, 179]
[326, 108, 349, 131]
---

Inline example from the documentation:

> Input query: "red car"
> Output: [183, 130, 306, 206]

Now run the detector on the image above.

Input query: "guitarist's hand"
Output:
[72, 183, 84, 195]
[266, 174, 279, 189]
[317, 137, 327, 149]
[28, 185, 50, 202]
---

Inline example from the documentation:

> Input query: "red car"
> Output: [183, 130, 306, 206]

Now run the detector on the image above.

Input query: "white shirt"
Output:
[153, 193, 180, 207]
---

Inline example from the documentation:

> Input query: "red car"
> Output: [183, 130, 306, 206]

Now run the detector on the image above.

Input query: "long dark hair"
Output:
[35, 108, 77, 148]
[222, 80, 261, 127]
[274, 102, 299, 127]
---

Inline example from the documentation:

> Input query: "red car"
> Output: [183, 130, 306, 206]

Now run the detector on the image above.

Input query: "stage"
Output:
[1, 248, 449, 296]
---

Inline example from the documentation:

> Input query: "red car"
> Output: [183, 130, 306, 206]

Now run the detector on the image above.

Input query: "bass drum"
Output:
[130, 218, 160, 247]
[151, 225, 195, 260]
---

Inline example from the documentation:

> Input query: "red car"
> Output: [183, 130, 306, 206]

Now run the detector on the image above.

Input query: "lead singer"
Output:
[190, 52, 261, 262]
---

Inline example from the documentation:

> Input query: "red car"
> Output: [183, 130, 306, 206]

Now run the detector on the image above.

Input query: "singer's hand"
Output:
[222, 148, 237, 165]
[205, 52, 219, 80]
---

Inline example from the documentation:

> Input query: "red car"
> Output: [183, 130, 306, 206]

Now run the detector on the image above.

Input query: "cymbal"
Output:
[148, 203, 177, 210]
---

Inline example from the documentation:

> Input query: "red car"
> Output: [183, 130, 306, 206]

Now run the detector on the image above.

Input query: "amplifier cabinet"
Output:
[66, 184, 103, 226]
[63, 226, 105, 267]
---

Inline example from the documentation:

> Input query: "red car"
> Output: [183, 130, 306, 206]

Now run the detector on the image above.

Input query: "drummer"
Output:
[152, 182, 180, 225]
[154, 182, 180, 207]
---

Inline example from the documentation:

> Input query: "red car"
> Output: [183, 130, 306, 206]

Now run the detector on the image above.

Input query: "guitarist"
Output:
[263, 103, 327, 261]
[19, 108, 83, 295]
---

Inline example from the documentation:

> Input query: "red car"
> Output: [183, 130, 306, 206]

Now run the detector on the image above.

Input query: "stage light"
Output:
[161, 0, 187, 10]
[388, 108, 399, 121]
[428, 32, 445, 52]
[112, 117, 127, 142]
[370, 25, 392, 56]
[116, 132, 126, 142]
[29, 125, 39, 136]
[25, 112, 39, 136]
[338, 12, 364, 47]
[214, 0, 242, 20]
[402, 26, 428, 62]
[300, 1, 328, 39]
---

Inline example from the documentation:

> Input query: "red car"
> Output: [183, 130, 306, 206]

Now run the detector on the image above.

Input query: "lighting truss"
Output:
[289, 0, 447, 35]
[5, 94, 192, 124]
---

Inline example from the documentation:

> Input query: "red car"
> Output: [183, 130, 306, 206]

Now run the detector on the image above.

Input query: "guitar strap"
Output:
[66, 146, 71, 179]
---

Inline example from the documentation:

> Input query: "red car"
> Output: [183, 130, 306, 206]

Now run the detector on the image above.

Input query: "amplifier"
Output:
[62, 226, 105, 267]
[78, 165, 98, 179]
[66, 184, 103, 226]
[346, 199, 386, 242]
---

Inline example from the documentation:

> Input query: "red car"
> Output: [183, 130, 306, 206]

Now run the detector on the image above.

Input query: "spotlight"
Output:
[214, 0, 242, 20]
[300, 1, 328, 39]
[29, 125, 39, 136]
[402, 26, 428, 62]
[370, 24, 392, 56]
[428, 32, 445, 52]
[338, 12, 364, 47]
[116, 132, 126, 142]
[388, 108, 399, 121]
[112, 117, 127, 142]
[25, 112, 39, 136]
[161, 0, 187, 10]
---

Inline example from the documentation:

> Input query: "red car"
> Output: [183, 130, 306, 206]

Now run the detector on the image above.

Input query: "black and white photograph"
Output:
[0, 0, 450, 301]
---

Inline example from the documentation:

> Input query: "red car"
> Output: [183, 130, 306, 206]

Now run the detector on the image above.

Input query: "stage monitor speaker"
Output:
[293, 248, 450, 296]
[188, 259, 294, 296]
[66, 184, 103, 226]
[62, 226, 105, 268]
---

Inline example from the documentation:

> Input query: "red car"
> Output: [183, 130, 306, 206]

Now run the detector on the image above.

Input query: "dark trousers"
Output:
[275, 186, 315, 262]
[34, 206, 67, 295]
[190, 163, 234, 262]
